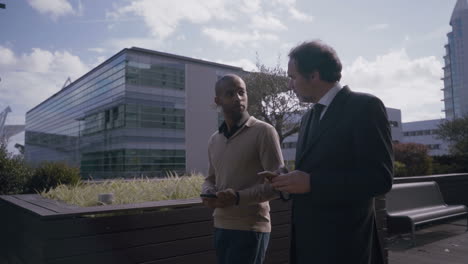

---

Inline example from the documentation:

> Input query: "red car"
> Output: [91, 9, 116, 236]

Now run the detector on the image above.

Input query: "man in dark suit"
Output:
[271, 40, 394, 264]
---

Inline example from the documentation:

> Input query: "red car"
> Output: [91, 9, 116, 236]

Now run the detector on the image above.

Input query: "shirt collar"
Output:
[317, 82, 342, 107]
[218, 111, 251, 135]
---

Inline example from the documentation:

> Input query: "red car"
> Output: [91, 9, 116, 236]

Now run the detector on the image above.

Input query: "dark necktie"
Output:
[296, 103, 325, 158]
[306, 103, 325, 145]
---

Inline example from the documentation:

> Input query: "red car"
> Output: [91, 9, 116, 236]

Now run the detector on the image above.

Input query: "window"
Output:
[105, 110, 110, 123]
[112, 107, 118, 121]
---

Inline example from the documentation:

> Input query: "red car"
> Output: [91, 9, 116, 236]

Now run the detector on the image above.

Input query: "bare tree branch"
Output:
[242, 56, 306, 143]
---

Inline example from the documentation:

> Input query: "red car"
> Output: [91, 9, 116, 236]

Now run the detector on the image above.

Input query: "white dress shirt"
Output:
[315, 82, 342, 120]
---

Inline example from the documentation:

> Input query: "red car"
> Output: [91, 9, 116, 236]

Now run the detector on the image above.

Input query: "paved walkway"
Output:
[389, 218, 468, 264]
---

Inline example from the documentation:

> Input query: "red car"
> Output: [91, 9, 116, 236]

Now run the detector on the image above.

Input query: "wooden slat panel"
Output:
[13, 194, 80, 213]
[45, 220, 214, 259]
[47, 235, 291, 264]
[48, 235, 214, 264]
[43, 198, 205, 219]
[265, 249, 289, 264]
[40, 205, 213, 239]
[140, 251, 217, 264]
[270, 199, 291, 212]
[268, 237, 290, 252]
[44, 210, 290, 259]
[271, 211, 291, 226]
[271, 224, 290, 239]
[0, 200, 46, 264]
[0, 196, 56, 216]
[41, 204, 289, 240]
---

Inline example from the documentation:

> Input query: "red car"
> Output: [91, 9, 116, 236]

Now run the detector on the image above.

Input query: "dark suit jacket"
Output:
[291, 86, 394, 264]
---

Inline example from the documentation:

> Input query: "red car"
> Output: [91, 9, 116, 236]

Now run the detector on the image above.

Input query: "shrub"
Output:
[431, 154, 468, 174]
[0, 144, 33, 195]
[394, 142, 432, 177]
[28, 162, 81, 193]
[394, 161, 407, 177]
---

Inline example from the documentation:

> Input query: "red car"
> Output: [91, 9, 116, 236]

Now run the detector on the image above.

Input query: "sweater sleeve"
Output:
[237, 125, 285, 205]
[202, 137, 217, 194]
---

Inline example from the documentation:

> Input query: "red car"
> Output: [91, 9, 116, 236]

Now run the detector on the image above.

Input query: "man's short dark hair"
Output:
[215, 74, 243, 96]
[288, 40, 342, 82]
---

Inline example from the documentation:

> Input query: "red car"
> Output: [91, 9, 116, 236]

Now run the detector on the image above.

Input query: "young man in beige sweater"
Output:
[201, 74, 284, 264]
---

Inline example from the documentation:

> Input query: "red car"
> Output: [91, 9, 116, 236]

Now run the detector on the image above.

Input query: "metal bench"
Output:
[386, 181, 468, 245]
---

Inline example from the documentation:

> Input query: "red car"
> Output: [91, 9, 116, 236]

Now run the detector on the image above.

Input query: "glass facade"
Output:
[444, 4, 468, 119]
[25, 49, 187, 178]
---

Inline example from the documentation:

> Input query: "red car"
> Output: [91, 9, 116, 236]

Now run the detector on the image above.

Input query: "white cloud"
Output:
[420, 25, 451, 41]
[239, 0, 261, 13]
[202, 28, 278, 48]
[176, 35, 187, 41]
[342, 49, 444, 122]
[88, 48, 105, 53]
[108, 0, 308, 44]
[367, 23, 389, 32]
[108, 0, 234, 40]
[0, 46, 16, 65]
[250, 14, 287, 31]
[280, 42, 294, 53]
[271, 0, 313, 22]
[0, 46, 89, 126]
[216, 58, 257, 72]
[288, 7, 313, 22]
[27, 0, 76, 19]
[106, 37, 164, 52]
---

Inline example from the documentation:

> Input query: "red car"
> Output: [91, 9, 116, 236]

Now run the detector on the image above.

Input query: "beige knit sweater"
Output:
[202, 116, 284, 232]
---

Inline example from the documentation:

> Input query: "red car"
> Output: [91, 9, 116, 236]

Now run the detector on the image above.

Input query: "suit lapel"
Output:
[296, 86, 352, 167]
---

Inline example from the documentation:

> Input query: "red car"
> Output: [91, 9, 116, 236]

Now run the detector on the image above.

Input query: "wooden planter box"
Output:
[0, 195, 291, 264]
[0, 183, 396, 264]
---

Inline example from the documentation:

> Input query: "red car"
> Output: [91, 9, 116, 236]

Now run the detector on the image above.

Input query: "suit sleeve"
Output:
[308, 97, 394, 203]
[237, 125, 285, 205]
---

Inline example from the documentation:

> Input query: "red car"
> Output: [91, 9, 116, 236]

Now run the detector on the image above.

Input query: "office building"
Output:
[443, 0, 468, 119]
[402, 119, 450, 156]
[25, 47, 241, 178]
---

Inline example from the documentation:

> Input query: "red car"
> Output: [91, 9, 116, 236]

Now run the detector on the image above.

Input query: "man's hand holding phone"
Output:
[258, 171, 279, 182]
[259, 167, 291, 201]
[200, 193, 218, 208]
[201, 189, 237, 208]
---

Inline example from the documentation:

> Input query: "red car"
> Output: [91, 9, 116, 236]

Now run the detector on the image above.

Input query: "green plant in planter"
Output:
[41, 173, 205, 207]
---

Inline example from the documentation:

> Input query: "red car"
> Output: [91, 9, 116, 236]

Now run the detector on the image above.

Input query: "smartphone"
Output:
[258, 171, 278, 182]
[200, 193, 217, 198]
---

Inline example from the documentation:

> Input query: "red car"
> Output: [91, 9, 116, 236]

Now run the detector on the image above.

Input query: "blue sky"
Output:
[0, 0, 458, 152]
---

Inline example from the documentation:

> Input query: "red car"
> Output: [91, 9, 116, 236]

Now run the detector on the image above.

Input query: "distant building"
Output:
[402, 119, 450, 156]
[443, 0, 468, 119]
[387, 108, 403, 142]
[25, 47, 241, 178]
[0, 106, 25, 145]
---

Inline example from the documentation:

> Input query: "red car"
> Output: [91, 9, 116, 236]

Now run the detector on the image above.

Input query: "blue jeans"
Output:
[214, 228, 270, 264]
